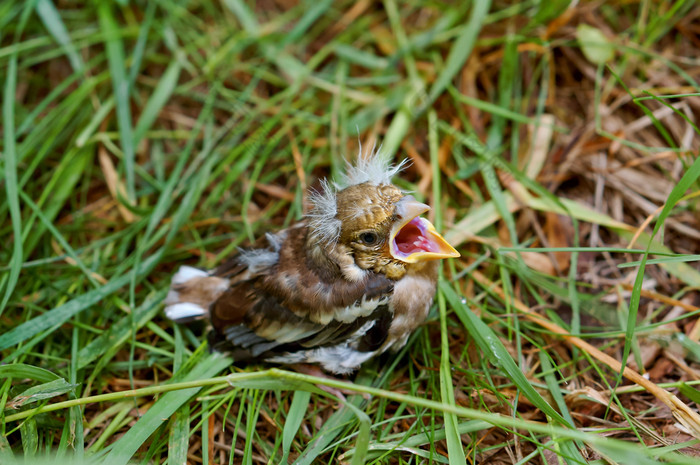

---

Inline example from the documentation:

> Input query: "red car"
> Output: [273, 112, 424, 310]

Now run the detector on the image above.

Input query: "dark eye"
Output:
[360, 232, 378, 245]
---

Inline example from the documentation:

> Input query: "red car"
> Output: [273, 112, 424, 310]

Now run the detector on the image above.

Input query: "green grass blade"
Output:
[340, 399, 370, 465]
[334, 44, 388, 70]
[242, 391, 262, 465]
[101, 352, 231, 465]
[20, 418, 38, 458]
[67, 326, 84, 460]
[75, 97, 114, 147]
[431, 108, 465, 463]
[168, 403, 190, 465]
[440, 282, 570, 426]
[132, 59, 182, 148]
[77, 289, 167, 370]
[35, 0, 84, 72]
[448, 87, 567, 132]
[22, 147, 93, 257]
[127, 0, 156, 89]
[618, 255, 700, 267]
[292, 397, 363, 465]
[9, 379, 77, 408]
[221, 0, 259, 35]
[0, 10, 23, 317]
[0, 254, 158, 352]
[426, 0, 491, 105]
[280, 0, 333, 47]
[98, 2, 136, 203]
[539, 352, 586, 463]
[622, 156, 700, 380]
[0, 364, 61, 383]
[281, 390, 311, 463]
[438, 290, 466, 464]
[18, 191, 101, 288]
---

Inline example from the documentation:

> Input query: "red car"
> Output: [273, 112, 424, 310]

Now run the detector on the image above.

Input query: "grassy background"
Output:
[2, 0, 700, 463]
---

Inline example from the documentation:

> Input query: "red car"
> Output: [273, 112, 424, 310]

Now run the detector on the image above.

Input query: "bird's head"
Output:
[307, 152, 459, 281]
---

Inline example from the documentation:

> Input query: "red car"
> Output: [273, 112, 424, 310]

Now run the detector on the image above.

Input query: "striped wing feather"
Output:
[209, 273, 394, 362]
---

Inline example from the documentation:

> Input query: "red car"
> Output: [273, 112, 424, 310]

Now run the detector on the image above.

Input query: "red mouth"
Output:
[394, 217, 442, 257]
[389, 213, 460, 263]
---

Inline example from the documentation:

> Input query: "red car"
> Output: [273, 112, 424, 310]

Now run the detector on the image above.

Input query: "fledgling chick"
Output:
[164, 151, 459, 374]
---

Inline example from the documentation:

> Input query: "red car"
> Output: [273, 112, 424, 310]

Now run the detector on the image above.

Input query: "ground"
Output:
[2, 1, 700, 464]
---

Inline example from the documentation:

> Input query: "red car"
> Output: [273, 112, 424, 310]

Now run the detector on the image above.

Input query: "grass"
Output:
[2, 0, 700, 463]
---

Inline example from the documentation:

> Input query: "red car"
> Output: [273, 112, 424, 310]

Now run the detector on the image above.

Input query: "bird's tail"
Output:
[164, 266, 228, 323]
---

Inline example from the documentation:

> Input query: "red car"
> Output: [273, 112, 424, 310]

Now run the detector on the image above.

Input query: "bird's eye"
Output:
[360, 232, 378, 245]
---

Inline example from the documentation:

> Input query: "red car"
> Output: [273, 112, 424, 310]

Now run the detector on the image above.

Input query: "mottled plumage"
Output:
[164, 151, 459, 373]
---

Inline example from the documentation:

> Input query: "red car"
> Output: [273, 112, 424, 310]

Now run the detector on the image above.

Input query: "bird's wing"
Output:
[206, 224, 396, 362]
[209, 269, 395, 362]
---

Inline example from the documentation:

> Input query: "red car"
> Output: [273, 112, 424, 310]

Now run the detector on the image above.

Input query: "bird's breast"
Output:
[386, 262, 439, 349]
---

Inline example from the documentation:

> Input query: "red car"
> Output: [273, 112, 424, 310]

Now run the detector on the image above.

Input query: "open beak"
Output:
[389, 197, 460, 264]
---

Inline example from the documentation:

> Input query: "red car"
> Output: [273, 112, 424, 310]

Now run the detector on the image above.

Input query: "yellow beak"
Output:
[389, 198, 460, 264]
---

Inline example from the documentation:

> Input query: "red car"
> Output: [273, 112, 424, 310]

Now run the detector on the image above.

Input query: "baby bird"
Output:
[164, 151, 459, 374]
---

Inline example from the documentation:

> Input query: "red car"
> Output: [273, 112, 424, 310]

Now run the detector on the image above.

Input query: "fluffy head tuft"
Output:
[307, 147, 407, 245]
[307, 179, 343, 244]
[337, 146, 409, 189]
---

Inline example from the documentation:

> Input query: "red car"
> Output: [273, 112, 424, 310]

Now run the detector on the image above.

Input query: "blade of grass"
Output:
[35, 0, 84, 72]
[0, 365, 61, 383]
[438, 290, 467, 463]
[202, 399, 210, 465]
[98, 2, 136, 204]
[0, 254, 158, 353]
[448, 87, 567, 132]
[334, 44, 388, 70]
[292, 396, 364, 465]
[167, 403, 190, 465]
[221, 0, 259, 35]
[345, 420, 492, 462]
[100, 351, 231, 465]
[242, 390, 262, 465]
[132, 59, 182, 148]
[0, 1, 32, 317]
[8, 379, 77, 408]
[22, 147, 93, 257]
[430, 109, 466, 463]
[440, 282, 570, 426]
[77, 288, 167, 370]
[279, 0, 334, 48]
[20, 418, 37, 458]
[466, 268, 700, 439]
[426, 0, 491, 106]
[539, 352, 586, 463]
[19, 191, 101, 288]
[5, 368, 698, 464]
[618, 255, 700, 267]
[87, 403, 132, 452]
[484, 33, 518, 244]
[340, 399, 370, 465]
[126, 0, 156, 91]
[67, 325, 84, 460]
[620, 154, 700, 407]
[281, 390, 311, 463]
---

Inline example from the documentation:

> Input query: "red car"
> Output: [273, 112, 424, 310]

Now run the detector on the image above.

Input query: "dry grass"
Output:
[2, 0, 700, 464]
